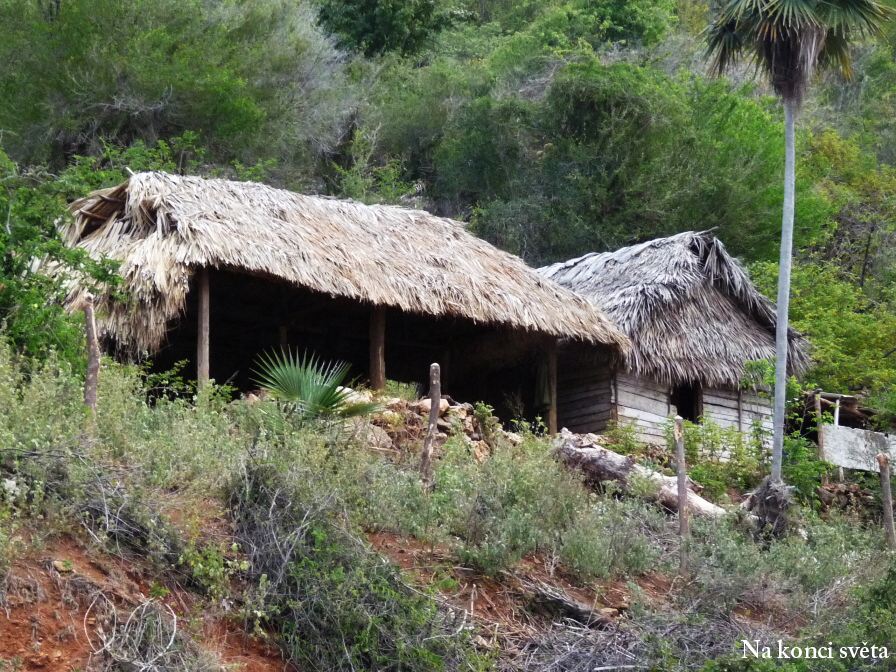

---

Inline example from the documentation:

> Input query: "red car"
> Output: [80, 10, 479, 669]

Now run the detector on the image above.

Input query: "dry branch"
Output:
[83, 293, 100, 412]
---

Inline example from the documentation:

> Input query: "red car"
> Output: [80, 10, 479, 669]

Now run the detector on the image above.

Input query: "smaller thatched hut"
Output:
[62, 172, 628, 427]
[539, 231, 810, 444]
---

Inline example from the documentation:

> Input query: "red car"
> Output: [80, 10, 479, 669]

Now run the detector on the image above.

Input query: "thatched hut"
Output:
[62, 172, 627, 427]
[539, 231, 810, 443]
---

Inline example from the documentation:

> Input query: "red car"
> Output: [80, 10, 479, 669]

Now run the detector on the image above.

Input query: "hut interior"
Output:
[139, 267, 553, 422]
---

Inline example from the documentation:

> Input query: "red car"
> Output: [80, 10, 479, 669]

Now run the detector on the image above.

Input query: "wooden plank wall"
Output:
[556, 352, 613, 434]
[702, 387, 774, 445]
[614, 371, 672, 444]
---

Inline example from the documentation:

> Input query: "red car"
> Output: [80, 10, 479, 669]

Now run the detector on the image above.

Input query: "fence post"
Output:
[84, 293, 100, 414]
[877, 453, 896, 550]
[420, 363, 441, 488]
[674, 415, 689, 573]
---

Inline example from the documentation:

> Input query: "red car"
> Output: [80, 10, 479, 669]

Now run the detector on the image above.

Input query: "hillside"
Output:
[1, 351, 895, 671]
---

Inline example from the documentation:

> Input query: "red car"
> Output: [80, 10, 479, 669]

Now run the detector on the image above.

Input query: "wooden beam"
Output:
[878, 453, 896, 549]
[420, 363, 441, 488]
[369, 306, 386, 390]
[547, 339, 558, 435]
[197, 268, 210, 387]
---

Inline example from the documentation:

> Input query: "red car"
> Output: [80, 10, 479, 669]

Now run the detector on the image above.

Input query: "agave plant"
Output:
[252, 349, 380, 423]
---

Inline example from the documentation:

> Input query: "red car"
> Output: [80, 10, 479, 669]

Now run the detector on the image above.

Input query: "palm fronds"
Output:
[252, 349, 380, 423]
[705, 0, 892, 105]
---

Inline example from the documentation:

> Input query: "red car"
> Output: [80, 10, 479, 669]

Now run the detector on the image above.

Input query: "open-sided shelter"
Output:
[62, 172, 628, 428]
[539, 231, 810, 443]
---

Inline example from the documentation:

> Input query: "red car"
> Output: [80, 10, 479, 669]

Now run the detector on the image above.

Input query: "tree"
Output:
[316, 0, 448, 56]
[706, 0, 891, 482]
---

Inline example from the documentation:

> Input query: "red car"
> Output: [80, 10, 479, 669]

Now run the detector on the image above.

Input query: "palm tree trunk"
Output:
[771, 98, 796, 483]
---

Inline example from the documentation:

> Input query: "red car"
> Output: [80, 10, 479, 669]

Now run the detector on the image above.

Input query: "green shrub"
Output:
[229, 461, 486, 672]
[782, 435, 831, 505]
[560, 497, 664, 579]
[668, 419, 766, 502]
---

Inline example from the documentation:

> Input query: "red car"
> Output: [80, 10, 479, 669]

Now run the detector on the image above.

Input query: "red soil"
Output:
[0, 534, 288, 671]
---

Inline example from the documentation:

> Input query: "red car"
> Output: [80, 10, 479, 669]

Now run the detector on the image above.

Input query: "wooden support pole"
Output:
[197, 268, 210, 388]
[814, 390, 825, 460]
[878, 453, 896, 550]
[369, 307, 386, 391]
[674, 415, 689, 573]
[83, 293, 100, 414]
[547, 340, 558, 436]
[420, 363, 441, 488]
[737, 389, 744, 433]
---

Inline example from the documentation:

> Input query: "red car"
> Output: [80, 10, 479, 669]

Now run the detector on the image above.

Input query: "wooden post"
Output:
[737, 389, 744, 433]
[674, 415, 689, 573]
[83, 294, 100, 414]
[197, 268, 210, 388]
[814, 390, 825, 460]
[835, 398, 844, 482]
[878, 453, 896, 550]
[369, 307, 386, 391]
[420, 363, 441, 488]
[547, 340, 558, 435]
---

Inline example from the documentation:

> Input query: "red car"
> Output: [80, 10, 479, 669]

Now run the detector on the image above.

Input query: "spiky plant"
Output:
[706, 0, 891, 482]
[252, 349, 380, 424]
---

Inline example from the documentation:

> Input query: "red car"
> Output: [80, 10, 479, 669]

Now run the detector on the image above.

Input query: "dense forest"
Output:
[1, 0, 895, 409]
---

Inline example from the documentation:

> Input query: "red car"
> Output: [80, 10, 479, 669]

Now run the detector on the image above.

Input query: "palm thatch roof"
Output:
[61, 172, 628, 354]
[539, 231, 810, 388]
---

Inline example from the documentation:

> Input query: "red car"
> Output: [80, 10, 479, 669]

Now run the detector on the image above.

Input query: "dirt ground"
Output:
[0, 534, 288, 672]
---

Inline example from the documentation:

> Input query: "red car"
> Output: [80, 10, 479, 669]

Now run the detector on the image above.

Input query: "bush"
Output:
[360, 430, 666, 580]
[559, 496, 666, 579]
[229, 460, 485, 671]
[668, 419, 766, 502]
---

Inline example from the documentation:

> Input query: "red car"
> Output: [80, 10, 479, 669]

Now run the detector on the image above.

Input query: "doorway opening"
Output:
[670, 383, 702, 422]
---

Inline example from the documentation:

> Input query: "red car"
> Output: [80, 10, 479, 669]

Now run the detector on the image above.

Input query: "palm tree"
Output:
[253, 349, 381, 425]
[706, 0, 890, 482]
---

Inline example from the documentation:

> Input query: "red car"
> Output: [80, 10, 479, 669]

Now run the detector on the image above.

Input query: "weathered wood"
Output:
[547, 340, 558, 435]
[737, 389, 744, 433]
[703, 396, 772, 416]
[197, 267, 210, 387]
[420, 363, 441, 488]
[369, 307, 386, 391]
[616, 371, 669, 395]
[878, 452, 896, 549]
[560, 404, 614, 421]
[815, 390, 825, 460]
[615, 389, 672, 418]
[558, 384, 610, 403]
[674, 416, 689, 573]
[557, 397, 614, 416]
[554, 429, 726, 517]
[615, 405, 671, 426]
[83, 294, 100, 413]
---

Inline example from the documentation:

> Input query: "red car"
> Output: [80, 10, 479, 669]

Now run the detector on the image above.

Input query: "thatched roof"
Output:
[61, 172, 628, 354]
[539, 231, 810, 388]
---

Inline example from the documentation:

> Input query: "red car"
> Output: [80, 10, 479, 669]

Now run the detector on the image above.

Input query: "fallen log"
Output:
[553, 429, 727, 518]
